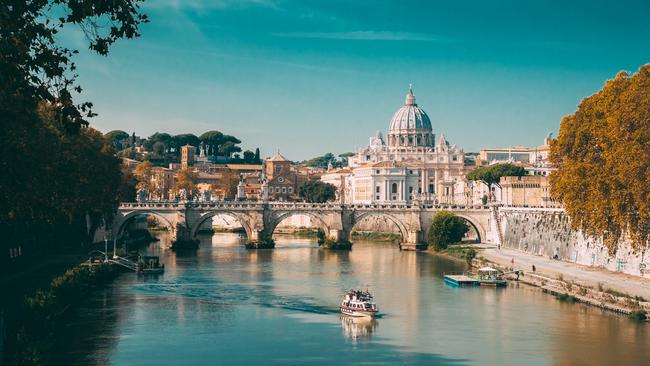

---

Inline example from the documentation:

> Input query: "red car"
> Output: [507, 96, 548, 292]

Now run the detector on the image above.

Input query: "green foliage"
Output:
[15, 264, 124, 365]
[317, 229, 326, 245]
[0, 1, 148, 132]
[464, 248, 477, 266]
[466, 163, 526, 185]
[1, 0, 146, 261]
[556, 293, 579, 303]
[427, 211, 469, 251]
[550, 65, 650, 253]
[322, 237, 352, 250]
[299, 181, 337, 203]
[303, 152, 350, 169]
[629, 309, 647, 322]
[105, 130, 130, 148]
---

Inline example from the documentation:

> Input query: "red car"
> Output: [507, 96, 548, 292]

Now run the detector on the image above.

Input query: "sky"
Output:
[66, 0, 650, 160]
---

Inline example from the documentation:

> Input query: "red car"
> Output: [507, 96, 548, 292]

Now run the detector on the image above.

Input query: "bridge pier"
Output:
[170, 223, 199, 250]
[399, 231, 427, 251]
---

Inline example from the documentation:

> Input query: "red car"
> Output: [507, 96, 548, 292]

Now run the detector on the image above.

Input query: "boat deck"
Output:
[444, 274, 479, 287]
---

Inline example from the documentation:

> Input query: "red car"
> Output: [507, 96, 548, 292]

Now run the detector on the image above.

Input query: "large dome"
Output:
[387, 86, 434, 147]
[388, 87, 432, 132]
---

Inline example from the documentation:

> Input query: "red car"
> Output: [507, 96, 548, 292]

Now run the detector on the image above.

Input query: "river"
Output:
[56, 232, 649, 365]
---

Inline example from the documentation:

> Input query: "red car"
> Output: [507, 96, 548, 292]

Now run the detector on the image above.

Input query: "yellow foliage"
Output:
[550, 65, 650, 254]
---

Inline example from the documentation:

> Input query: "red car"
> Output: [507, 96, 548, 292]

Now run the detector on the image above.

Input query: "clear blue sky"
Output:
[68, 0, 650, 160]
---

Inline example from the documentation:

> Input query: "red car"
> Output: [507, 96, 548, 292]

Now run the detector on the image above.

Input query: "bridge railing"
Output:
[118, 200, 494, 211]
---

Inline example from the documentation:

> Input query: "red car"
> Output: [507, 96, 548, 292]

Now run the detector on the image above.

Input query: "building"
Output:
[324, 86, 469, 204]
[478, 135, 555, 176]
[500, 175, 560, 207]
[263, 152, 298, 201]
[181, 145, 196, 169]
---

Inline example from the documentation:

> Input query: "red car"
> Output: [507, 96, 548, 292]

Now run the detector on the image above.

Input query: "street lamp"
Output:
[103, 236, 108, 262]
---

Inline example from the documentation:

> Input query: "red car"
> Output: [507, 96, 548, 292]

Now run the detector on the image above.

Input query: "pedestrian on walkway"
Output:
[532, 264, 536, 272]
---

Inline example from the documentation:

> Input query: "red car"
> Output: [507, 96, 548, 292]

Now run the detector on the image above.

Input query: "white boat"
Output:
[340, 289, 378, 318]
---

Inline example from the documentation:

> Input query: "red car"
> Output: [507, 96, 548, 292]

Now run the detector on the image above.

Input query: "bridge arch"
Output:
[349, 211, 408, 243]
[190, 211, 253, 239]
[448, 213, 485, 243]
[267, 211, 331, 237]
[113, 210, 175, 239]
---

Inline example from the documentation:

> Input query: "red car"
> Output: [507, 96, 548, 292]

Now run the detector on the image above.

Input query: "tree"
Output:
[254, 148, 261, 163]
[550, 65, 650, 253]
[242, 150, 256, 163]
[118, 165, 138, 202]
[172, 134, 199, 150]
[134, 161, 153, 191]
[0, 1, 148, 133]
[338, 152, 355, 167]
[173, 169, 199, 197]
[303, 153, 338, 169]
[105, 130, 130, 148]
[427, 211, 469, 251]
[299, 181, 337, 203]
[466, 163, 526, 185]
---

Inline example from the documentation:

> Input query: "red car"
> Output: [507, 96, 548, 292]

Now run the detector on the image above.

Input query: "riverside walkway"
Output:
[476, 244, 650, 300]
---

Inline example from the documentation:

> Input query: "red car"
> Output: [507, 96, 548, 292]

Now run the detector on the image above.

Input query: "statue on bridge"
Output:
[136, 188, 148, 203]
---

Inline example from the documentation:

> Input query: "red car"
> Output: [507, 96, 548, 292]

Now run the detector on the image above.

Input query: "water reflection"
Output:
[340, 316, 378, 342]
[55, 232, 649, 366]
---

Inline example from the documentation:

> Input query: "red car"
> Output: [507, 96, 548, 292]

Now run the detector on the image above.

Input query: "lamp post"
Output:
[113, 238, 117, 259]
[104, 237, 108, 262]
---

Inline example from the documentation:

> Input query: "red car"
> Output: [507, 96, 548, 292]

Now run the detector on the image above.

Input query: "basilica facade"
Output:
[322, 86, 468, 204]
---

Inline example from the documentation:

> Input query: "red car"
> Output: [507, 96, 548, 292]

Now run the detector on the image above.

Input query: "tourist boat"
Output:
[340, 289, 378, 318]
[137, 255, 165, 275]
[476, 267, 507, 287]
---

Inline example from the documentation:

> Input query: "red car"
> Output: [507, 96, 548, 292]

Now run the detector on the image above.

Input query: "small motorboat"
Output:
[137, 255, 165, 275]
[340, 289, 378, 318]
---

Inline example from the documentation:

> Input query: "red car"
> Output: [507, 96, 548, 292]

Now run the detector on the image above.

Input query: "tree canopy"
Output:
[0, 1, 148, 133]
[550, 65, 650, 253]
[299, 181, 337, 203]
[466, 163, 526, 185]
[0, 1, 147, 258]
[427, 211, 469, 251]
[303, 153, 351, 169]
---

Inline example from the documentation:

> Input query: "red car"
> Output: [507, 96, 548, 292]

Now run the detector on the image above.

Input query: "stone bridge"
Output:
[110, 202, 498, 250]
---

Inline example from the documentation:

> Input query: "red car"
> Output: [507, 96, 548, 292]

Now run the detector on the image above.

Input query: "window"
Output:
[375, 170, 380, 174]
[281, 187, 286, 193]
[275, 187, 280, 193]
[408, 186, 413, 193]
[288, 187, 293, 193]
[391, 183, 398, 194]
[452, 155, 457, 161]
[428, 184, 434, 193]
[278, 177, 284, 183]
[376, 186, 380, 193]
[366, 155, 371, 161]
[376, 195, 380, 200]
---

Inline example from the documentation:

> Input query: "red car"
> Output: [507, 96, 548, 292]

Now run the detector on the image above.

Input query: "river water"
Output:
[58, 232, 649, 365]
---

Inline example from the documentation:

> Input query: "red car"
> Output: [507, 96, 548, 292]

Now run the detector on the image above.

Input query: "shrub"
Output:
[428, 211, 469, 251]
[629, 309, 647, 322]
[557, 293, 578, 303]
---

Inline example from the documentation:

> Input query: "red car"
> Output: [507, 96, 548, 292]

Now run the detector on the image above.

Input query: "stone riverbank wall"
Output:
[498, 207, 649, 278]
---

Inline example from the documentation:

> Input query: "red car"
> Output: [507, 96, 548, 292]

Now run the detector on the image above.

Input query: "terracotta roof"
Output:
[266, 153, 289, 162]
[225, 164, 263, 170]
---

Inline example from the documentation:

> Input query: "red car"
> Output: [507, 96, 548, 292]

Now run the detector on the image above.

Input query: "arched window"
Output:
[391, 183, 398, 194]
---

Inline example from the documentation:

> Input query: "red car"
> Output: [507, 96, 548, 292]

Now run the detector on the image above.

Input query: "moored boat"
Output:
[476, 267, 507, 287]
[340, 289, 378, 318]
[137, 255, 165, 275]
